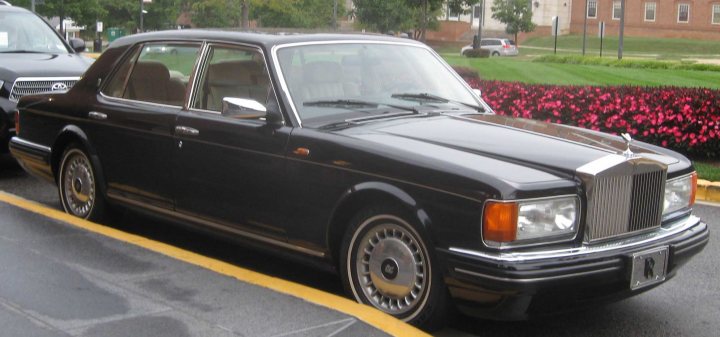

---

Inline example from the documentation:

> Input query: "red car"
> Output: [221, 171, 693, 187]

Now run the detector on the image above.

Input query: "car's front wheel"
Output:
[58, 143, 107, 221]
[340, 206, 448, 330]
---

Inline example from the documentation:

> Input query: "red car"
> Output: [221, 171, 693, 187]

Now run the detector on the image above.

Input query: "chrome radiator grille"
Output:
[583, 158, 666, 242]
[9, 77, 80, 102]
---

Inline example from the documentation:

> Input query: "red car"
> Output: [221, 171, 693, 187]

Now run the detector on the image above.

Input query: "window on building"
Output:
[645, 2, 656, 22]
[612, 1, 622, 20]
[587, 0, 597, 18]
[713, 4, 720, 24]
[678, 3, 690, 23]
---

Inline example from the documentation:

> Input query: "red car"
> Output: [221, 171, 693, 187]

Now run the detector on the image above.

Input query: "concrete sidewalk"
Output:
[0, 193, 426, 337]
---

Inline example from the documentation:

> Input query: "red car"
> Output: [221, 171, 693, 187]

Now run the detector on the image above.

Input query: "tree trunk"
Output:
[241, 0, 250, 29]
[514, 32, 518, 47]
[420, 0, 428, 42]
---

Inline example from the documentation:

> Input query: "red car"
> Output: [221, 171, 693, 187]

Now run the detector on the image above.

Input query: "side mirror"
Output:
[472, 89, 482, 98]
[69, 38, 86, 53]
[222, 97, 267, 119]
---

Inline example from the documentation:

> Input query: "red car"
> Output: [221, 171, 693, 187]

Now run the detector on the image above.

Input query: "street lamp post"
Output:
[140, 0, 144, 33]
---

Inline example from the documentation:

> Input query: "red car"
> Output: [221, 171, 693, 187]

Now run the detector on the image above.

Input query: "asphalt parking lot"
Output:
[1, 154, 718, 337]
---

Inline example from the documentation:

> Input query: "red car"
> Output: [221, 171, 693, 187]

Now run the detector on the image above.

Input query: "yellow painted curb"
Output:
[704, 181, 720, 204]
[0, 191, 430, 337]
[697, 180, 710, 202]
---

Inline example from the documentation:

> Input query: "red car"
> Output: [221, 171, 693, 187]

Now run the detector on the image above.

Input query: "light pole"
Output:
[582, 0, 588, 55]
[140, 0, 144, 33]
[618, 0, 625, 59]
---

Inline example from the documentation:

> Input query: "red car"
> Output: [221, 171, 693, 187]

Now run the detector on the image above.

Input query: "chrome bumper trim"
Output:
[454, 266, 621, 283]
[449, 215, 701, 263]
[10, 137, 52, 153]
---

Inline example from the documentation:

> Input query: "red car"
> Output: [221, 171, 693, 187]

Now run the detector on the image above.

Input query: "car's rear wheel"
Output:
[492, 51, 500, 57]
[58, 143, 107, 221]
[340, 206, 448, 330]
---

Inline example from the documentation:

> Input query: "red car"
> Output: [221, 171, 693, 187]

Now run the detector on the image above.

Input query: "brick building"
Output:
[570, 0, 720, 40]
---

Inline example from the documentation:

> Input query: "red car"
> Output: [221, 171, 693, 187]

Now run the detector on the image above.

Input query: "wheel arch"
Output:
[51, 125, 91, 180]
[326, 181, 433, 264]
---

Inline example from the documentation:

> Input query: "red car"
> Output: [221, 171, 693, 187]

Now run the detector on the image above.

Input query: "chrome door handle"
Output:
[88, 111, 107, 120]
[175, 126, 200, 136]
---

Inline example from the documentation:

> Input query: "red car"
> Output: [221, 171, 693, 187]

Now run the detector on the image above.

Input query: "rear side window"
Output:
[103, 43, 201, 106]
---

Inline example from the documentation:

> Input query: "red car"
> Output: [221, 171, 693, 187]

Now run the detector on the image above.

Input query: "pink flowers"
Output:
[465, 79, 720, 158]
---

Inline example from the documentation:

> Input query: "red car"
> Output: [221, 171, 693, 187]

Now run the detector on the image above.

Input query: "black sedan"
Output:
[10, 31, 709, 330]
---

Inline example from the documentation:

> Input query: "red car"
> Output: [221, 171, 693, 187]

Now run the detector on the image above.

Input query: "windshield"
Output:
[276, 42, 483, 126]
[0, 11, 70, 54]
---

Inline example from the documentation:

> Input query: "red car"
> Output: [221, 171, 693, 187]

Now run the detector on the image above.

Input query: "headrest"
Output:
[133, 61, 170, 81]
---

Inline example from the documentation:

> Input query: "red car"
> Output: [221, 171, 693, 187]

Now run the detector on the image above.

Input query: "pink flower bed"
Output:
[465, 79, 720, 158]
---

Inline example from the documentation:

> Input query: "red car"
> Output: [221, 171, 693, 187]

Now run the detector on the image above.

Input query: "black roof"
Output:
[109, 29, 425, 50]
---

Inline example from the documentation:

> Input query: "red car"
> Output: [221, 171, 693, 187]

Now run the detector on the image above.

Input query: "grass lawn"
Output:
[442, 55, 720, 88]
[521, 35, 720, 60]
[695, 162, 720, 182]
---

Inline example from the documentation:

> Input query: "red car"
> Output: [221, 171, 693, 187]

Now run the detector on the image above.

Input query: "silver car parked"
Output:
[461, 38, 518, 57]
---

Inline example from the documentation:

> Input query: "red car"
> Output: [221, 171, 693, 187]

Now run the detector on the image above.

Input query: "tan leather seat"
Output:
[204, 60, 270, 112]
[125, 61, 186, 106]
[300, 61, 359, 101]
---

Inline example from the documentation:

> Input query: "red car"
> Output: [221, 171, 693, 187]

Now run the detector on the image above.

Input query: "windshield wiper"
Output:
[391, 92, 485, 112]
[303, 99, 417, 113]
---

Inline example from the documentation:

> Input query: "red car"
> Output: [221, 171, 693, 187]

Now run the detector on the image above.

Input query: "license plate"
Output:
[630, 246, 669, 290]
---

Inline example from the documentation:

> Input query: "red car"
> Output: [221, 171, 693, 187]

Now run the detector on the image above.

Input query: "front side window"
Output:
[645, 2, 656, 22]
[587, 0, 598, 18]
[678, 3, 690, 23]
[192, 45, 271, 113]
[112, 43, 200, 106]
[275, 43, 482, 127]
[612, 1, 622, 20]
[713, 4, 720, 24]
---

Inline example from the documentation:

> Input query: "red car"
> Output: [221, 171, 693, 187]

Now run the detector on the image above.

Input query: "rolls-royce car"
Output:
[10, 31, 709, 330]
[0, 2, 92, 153]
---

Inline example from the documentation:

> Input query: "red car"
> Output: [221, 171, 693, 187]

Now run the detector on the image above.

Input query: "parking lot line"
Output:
[0, 191, 430, 337]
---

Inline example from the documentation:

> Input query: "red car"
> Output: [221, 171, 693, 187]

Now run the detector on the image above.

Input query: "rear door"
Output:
[92, 42, 201, 209]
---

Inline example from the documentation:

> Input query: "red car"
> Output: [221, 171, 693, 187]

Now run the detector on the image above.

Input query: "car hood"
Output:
[334, 113, 680, 176]
[0, 53, 93, 80]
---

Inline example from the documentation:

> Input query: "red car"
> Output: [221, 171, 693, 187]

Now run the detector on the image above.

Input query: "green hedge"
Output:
[463, 48, 491, 58]
[533, 55, 720, 72]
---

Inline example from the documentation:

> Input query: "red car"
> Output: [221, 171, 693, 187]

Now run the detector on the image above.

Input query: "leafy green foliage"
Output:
[190, 0, 248, 28]
[252, 0, 344, 28]
[490, 0, 535, 43]
[353, 0, 414, 33]
[463, 48, 490, 58]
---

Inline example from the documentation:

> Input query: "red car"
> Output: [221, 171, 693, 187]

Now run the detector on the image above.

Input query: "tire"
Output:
[58, 143, 107, 221]
[492, 51, 500, 57]
[340, 205, 449, 330]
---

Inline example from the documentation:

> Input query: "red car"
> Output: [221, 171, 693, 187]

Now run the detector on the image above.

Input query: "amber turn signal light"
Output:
[483, 201, 519, 242]
[690, 172, 697, 206]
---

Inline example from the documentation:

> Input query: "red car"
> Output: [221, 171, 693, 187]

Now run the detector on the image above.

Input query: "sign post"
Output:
[598, 21, 605, 57]
[551, 16, 559, 54]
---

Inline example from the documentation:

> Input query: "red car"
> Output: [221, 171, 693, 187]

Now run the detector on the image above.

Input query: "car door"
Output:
[173, 43, 291, 241]
[91, 42, 201, 209]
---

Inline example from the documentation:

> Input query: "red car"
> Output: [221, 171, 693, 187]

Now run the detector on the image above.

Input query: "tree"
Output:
[353, 0, 414, 34]
[252, 0, 344, 28]
[491, 0, 535, 45]
[445, 0, 481, 16]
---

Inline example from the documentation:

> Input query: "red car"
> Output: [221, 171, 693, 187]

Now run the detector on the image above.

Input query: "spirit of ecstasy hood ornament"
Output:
[621, 133, 634, 158]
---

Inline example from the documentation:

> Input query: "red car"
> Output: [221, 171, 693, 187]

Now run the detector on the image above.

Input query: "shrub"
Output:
[464, 48, 491, 58]
[452, 66, 481, 81]
[465, 79, 720, 158]
[533, 55, 720, 72]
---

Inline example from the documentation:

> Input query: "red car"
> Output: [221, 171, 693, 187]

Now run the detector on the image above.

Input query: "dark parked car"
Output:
[10, 30, 708, 330]
[0, 2, 92, 153]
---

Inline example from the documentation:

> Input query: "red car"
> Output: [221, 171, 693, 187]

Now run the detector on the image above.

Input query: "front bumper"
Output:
[0, 99, 17, 153]
[439, 215, 709, 320]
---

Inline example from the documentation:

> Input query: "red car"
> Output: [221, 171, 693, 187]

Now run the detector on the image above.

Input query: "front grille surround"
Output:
[9, 77, 80, 102]
[578, 155, 667, 243]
